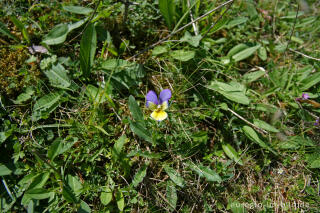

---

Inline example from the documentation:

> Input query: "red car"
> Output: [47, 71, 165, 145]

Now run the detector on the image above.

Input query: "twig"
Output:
[289, 48, 320, 61]
[187, 0, 198, 35]
[227, 108, 268, 134]
[284, 3, 300, 53]
[129, 0, 234, 60]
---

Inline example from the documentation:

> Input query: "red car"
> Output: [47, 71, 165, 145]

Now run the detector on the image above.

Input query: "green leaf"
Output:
[0, 131, 11, 145]
[101, 59, 130, 70]
[128, 96, 144, 122]
[180, 31, 202, 47]
[242, 126, 277, 155]
[227, 43, 248, 57]
[85, 84, 107, 104]
[132, 164, 148, 187]
[258, 46, 267, 61]
[13, 87, 34, 104]
[242, 70, 266, 83]
[100, 187, 112, 205]
[0, 164, 12, 176]
[253, 119, 279, 133]
[207, 81, 250, 105]
[112, 135, 127, 161]
[279, 136, 315, 150]
[28, 172, 50, 190]
[129, 121, 153, 143]
[33, 91, 63, 112]
[222, 144, 243, 165]
[10, 16, 30, 43]
[63, 5, 94, 15]
[226, 17, 248, 29]
[166, 181, 177, 211]
[43, 24, 69, 45]
[80, 23, 97, 77]
[152, 45, 168, 56]
[116, 190, 125, 211]
[159, 0, 176, 29]
[186, 162, 222, 183]
[44, 63, 71, 89]
[62, 185, 78, 203]
[164, 166, 185, 187]
[66, 175, 83, 196]
[170, 50, 195, 61]
[47, 137, 78, 161]
[0, 21, 18, 41]
[232, 44, 261, 62]
[25, 188, 52, 200]
[77, 200, 91, 213]
[300, 72, 320, 91]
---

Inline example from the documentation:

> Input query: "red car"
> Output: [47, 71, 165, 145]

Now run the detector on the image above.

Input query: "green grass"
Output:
[1, 0, 320, 212]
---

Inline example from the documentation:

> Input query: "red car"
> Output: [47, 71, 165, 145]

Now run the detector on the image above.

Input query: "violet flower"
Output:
[146, 89, 172, 121]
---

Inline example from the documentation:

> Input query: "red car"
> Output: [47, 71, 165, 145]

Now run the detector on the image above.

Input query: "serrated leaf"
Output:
[166, 181, 177, 211]
[128, 96, 144, 123]
[33, 91, 63, 112]
[43, 24, 69, 45]
[63, 185, 78, 203]
[63, 5, 94, 15]
[100, 187, 112, 205]
[170, 50, 195, 61]
[44, 63, 70, 89]
[232, 44, 261, 62]
[80, 23, 97, 77]
[159, 0, 176, 29]
[14, 87, 34, 104]
[242, 126, 277, 155]
[132, 164, 148, 187]
[253, 119, 279, 133]
[222, 144, 243, 165]
[164, 166, 185, 187]
[258, 46, 267, 61]
[186, 162, 222, 182]
[129, 121, 153, 143]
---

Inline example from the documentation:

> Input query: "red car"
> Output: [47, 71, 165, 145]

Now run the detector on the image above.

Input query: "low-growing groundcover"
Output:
[1, 0, 320, 212]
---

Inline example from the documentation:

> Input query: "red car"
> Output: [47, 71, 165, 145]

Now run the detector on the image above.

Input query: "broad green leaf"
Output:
[0, 21, 18, 41]
[25, 188, 52, 200]
[170, 50, 195, 61]
[227, 44, 248, 57]
[100, 187, 112, 205]
[128, 96, 144, 122]
[232, 44, 261, 62]
[129, 121, 153, 143]
[116, 190, 124, 211]
[68, 19, 86, 32]
[226, 17, 248, 29]
[242, 70, 265, 83]
[164, 166, 185, 187]
[310, 159, 320, 168]
[166, 181, 177, 211]
[159, 0, 176, 29]
[132, 164, 148, 187]
[180, 31, 202, 47]
[44, 63, 71, 89]
[152, 45, 168, 56]
[253, 119, 279, 133]
[242, 126, 277, 155]
[33, 91, 63, 112]
[48, 138, 63, 161]
[101, 59, 130, 70]
[258, 46, 267, 61]
[207, 81, 250, 105]
[80, 23, 97, 77]
[13, 87, 34, 104]
[300, 72, 320, 91]
[63, 185, 78, 203]
[0, 131, 11, 145]
[77, 200, 91, 213]
[0, 164, 12, 176]
[186, 162, 222, 183]
[43, 24, 69, 45]
[222, 144, 243, 165]
[28, 172, 50, 190]
[63, 5, 94, 15]
[66, 174, 83, 196]
[279, 136, 315, 150]
[230, 200, 248, 213]
[306, 152, 320, 168]
[112, 135, 127, 161]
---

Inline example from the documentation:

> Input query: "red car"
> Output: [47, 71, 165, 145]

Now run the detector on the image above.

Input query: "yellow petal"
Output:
[160, 101, 169, 110]
[147, 102, 157, 111]
[151, 110, 168, 121]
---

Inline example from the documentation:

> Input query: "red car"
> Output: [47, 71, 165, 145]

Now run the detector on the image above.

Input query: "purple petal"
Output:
[146, 90, 158, 106]
[302, 93, 309, 100]
[159, 89, 171, 104]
